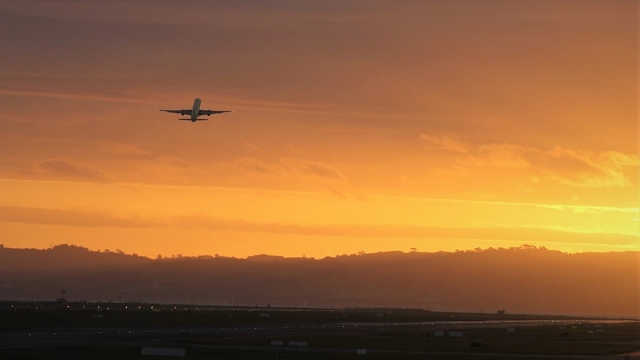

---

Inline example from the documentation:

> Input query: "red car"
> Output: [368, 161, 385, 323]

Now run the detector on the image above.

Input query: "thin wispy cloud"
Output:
[99, 143, 149, 156]
[420, 133, 470, 153]
[0, 89, 146, 104]
[234, 157, 347, 183]
[38, 159, 110, 183]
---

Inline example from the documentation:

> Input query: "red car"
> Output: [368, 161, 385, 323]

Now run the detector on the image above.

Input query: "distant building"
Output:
[507, 327, 515, 333]
[434, 331, 444, 337]
[270, 341, 283, 346]
[357, 349, 367, 355]
[449, 331, 463, 337]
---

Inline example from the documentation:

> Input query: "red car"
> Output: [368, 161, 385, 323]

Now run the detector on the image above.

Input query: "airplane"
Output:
[159, 98, 231, 122]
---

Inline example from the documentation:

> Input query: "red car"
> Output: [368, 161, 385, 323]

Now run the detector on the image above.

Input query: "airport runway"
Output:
[2, 305, 637, 360]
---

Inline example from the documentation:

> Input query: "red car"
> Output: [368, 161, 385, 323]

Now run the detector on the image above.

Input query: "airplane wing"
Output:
[198, 109, 232, 116]
[159, 109, 192, 115]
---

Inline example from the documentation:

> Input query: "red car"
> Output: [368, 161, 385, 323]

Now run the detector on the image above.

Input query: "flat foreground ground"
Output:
[1, 302, 638, 359]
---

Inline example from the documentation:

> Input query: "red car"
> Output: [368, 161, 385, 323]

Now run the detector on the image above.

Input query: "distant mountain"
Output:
[0, 244, 637, 317]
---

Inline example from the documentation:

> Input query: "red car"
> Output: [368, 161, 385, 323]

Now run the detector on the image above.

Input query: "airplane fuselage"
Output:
[159, 98, 231, 121]
[191, 98, 202, 122]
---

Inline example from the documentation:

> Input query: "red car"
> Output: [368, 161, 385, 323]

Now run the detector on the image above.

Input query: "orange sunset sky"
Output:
[0, 1, 637, 258]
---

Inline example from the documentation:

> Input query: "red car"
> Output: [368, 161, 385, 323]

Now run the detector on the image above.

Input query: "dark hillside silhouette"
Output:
[0, 244, 637, 317]
[0, 244, 151, 272]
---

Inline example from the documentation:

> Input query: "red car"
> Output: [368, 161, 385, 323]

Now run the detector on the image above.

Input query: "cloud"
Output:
[0, 88, 145, 104]
[460, 143, 637, 188]
[38, 159, 109, 182]
[234, 157, 346, 183]
[281, 158, 346, 181]
[100, 143, 149, 156]
[418, 133, 637, 188]
[532, 147, 633, 187]
[243, 142, 262, 152]
[603, 151, 639, 167]
[0, 206, 161, 228]
[420, 133, 469, 153]
[288, 144, 306, 155]
[0, 205, 636, 247]
[234, 157, 277, 175]
[468, 143, 530, 168]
